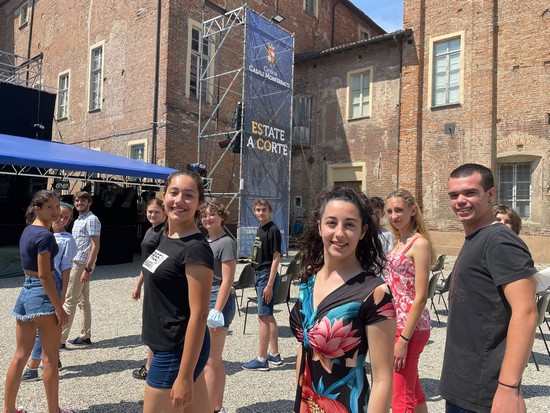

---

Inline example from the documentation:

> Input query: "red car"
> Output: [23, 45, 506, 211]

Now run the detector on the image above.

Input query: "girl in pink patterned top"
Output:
[385, 189, 436, 413]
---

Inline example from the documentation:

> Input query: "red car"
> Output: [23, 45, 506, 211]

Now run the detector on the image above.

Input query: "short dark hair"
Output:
[369, 196, 385, 211]
[253, 198, 272, 212]
[74, 191, 93, 202]
[449, 163, 494, 191]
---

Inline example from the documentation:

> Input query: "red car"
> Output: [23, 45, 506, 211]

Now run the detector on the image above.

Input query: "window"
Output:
[18, 1, 28, 28]
[359, 27, 370, 41]
[347, 68, 372, 119]
[89, 44, 103, 111]
[187, 22, 211, 102]
[293, 96, 311, 147]
[498, 163, 531, 218]
[128, 140, 147, 162]
[431, 34, 462, 107]
[304, 0, 317, 16]
[57, 72, 69, 119]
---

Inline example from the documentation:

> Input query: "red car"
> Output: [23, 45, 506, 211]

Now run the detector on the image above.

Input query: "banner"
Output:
[238, 9, 294, 257]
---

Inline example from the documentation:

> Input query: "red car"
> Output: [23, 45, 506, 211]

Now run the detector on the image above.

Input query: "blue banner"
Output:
[238, 9, 294, 257]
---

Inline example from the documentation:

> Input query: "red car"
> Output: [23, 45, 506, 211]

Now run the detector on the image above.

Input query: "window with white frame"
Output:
[498, 163, 531, 218]
[128, 142, 146, 162]
[304, 0, 317, 16]
[89, 45, 103, 111]
[188, 23, 210, 102]
[18, 1, 29, 28]
[359, 27, 370, 41]
[57, 72, 69, 119]
[432, 36, 461, 107]
[348, 68, 372, 119]
[293, 95, 311, 147]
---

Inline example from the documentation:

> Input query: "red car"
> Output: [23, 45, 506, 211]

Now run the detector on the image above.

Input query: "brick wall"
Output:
[403, 0, 550, 235]
[291, 38, 403, 221]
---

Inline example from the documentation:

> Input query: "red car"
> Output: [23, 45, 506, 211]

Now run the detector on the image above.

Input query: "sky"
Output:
[352, 0, 404, 33]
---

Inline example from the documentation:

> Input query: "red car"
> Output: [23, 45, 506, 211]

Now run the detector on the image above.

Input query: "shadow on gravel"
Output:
[225, 355, 298, 376]
[78, 400, 143, 413]
[62, 334, 143, 351]
[61, 358, 137, 379]
[528, 350, 550, 368]
[522, 383, 550, 399]
[421, 377, 442, 401]
[235, 399, 294, 412]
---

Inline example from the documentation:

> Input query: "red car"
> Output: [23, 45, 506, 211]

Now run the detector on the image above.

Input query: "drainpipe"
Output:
[330, 0, 343, 48]
[394, 34, 403, 189]
[151, 0, 161, 165]
[25, 0, 36, 85]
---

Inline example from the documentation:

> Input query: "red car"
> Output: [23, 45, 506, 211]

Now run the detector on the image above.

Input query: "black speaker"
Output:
[0, 82, 56, 140]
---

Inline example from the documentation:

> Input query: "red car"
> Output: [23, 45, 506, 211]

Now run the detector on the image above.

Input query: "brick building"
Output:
[1, 1, 548, 259]
[401, 0, 550, 260]
[289, 0, 549, 260]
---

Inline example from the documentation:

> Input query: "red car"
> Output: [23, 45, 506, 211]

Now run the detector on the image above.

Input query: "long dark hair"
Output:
[298, 187, 385, 281]
[163, 170, 205, 234]
[25, 190, 59, 225]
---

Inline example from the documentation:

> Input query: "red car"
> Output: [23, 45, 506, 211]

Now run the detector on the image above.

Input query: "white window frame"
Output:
[128, 139, 147, 162]
[428, 31, 464, 108]
[347, 67, 373, 120]
[56, 70, 70, 119]
[304, 0, 318, 17]
[88, 42, 104, 112]
[186, 19, 213, 103]
[497, 162, 532, 219]
[18, 1, 29, 28]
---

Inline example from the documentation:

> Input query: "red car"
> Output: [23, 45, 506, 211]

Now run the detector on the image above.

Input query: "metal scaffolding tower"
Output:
[196, 5, 294, 256]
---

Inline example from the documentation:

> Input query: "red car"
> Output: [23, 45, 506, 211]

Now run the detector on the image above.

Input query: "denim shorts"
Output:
[12, 276, 56, 321]
[146, 329, 210, 389]
[255, 272, 280, 316]
[209, 285, 236, 329]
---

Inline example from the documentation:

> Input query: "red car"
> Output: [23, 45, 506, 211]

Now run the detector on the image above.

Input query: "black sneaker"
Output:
[132, 365, 148, 380]
[68, 337, 92, 346]
[21, 367, 39, 382]
[59, 343, 66, 350]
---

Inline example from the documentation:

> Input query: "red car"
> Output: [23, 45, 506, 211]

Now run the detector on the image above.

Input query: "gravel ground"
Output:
[0, 254, 548, 412]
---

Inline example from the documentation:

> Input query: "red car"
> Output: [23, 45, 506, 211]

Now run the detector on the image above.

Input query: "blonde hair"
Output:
[386, 189, 436, 265]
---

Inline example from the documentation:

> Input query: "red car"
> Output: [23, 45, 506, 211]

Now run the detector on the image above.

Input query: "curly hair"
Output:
[199, 200, 229, 223]
[298, 187, 385, 281]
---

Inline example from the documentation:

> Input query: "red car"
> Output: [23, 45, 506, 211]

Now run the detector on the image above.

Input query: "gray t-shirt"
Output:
[440, 223, 537, 412]
[209, 234, 237, 286]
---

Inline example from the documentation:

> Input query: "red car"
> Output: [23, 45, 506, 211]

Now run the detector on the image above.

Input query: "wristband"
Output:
[400, 334, 410, 342]
[85, 266, 93, 273]
[498, 380, 520, 389]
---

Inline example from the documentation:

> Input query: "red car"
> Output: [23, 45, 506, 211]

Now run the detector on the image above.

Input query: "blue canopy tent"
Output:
[0, 133, 178, 276]
[0, 133, 177, 183]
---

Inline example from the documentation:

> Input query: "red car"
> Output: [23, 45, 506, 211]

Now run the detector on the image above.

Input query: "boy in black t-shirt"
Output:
[241, 199, 283, 371]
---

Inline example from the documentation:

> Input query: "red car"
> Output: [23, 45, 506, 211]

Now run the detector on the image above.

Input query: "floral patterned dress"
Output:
[290, 272, 395, 413]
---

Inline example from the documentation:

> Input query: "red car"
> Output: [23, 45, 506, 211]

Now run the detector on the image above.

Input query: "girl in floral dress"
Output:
[385, 189, 436, 413]
[290, 187, 396, 413]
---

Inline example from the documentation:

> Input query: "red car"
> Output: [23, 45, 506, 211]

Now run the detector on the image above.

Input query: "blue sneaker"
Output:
[241, 358, 269, 371]
[267, 353, 283, 365]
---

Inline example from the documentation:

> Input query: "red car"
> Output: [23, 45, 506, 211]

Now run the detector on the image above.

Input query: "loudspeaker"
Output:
[0, 82, 56, 140]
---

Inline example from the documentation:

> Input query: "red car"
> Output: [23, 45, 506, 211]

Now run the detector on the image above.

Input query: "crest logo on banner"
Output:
[238, 10, 294, 257]
[266, 43, 276, 66]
